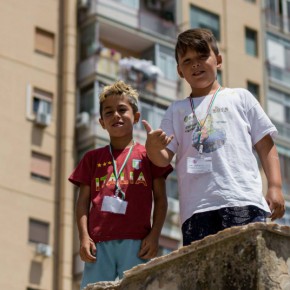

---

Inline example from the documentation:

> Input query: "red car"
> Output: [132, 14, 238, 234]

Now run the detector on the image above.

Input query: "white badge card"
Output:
[101, 196, 128, 215]
[187, 156, 213, 174]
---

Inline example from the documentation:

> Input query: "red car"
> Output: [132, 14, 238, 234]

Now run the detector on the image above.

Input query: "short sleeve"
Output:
[68, 151, 93, 187]
[243, 89, 277, 145]
[150, 161, 173, 180]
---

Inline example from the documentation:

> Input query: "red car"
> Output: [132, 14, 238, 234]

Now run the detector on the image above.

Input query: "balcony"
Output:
[88, 0, 139, 28]
[80, 0, 177, 42]
[76, 112, 108, 146]
[267, 63, 290, 88]
[78, 47, 121, 82]
[139, 8, 177, 39]
[264, 8, 290, 34]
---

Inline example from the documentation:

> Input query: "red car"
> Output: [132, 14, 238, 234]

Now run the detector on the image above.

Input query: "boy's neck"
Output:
[110, 137, 134, 150]
[191, 82, 221, 98]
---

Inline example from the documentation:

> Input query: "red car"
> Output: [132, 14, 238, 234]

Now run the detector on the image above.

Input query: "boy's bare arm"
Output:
[254, 134, 285, 220]
[76, 184, 96, 262]
[142, 120, 174, 167]
[139, 177, 168, 259]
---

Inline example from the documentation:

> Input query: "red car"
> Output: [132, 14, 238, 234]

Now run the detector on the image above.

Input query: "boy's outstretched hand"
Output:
[142, 120, 173, 151]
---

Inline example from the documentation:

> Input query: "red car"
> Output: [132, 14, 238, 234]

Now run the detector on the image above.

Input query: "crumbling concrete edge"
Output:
[123, 222, 290, 279]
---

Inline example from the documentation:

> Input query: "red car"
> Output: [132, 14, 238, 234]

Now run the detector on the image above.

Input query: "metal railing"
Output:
[264, 8, 290, 34]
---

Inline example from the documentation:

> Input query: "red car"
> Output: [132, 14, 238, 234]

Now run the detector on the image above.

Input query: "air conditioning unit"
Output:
[78, 0, 89, 10]
[36, 243, 52, 257]
[35, 112, 51, 126]
[76, 112, 90, 129]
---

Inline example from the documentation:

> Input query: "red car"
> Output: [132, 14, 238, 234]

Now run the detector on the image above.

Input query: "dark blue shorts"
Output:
[182, 205, 267, 246]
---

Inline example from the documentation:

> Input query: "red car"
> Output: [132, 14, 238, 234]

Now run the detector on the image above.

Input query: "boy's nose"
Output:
[113, 111, 121, 118]
[192, 62, 200, 68]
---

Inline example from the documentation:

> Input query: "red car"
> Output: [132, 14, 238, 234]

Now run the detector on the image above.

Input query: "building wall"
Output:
[0, 0, 76, 289]
[0, 1, 289, 289]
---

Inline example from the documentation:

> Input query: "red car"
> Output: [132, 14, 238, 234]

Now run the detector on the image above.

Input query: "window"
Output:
[245, 27, 258, 56]
[156, 45, 177, 81]
[35, 27, 55, 56]
[247, 81, 260, 101]
[265, 0, 290, 33]
[33, 88, 52, 116]
[80, 84, 94, 114]
[268, 88, 290, 139]
[29, 218, 49, 244]
[31, 152, 52, 181]
[80, 22, 99, 60]
[286, 107, 290, 123]
[190, 5, 220, 41]
[266, 34, 290, 87]
[79, 81, 104, 116]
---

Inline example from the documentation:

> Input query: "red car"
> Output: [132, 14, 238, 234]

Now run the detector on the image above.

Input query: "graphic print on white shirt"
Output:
[184, 95, 228, 154]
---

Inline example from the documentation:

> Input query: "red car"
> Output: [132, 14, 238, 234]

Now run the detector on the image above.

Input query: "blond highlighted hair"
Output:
[99, 80, 139, 118]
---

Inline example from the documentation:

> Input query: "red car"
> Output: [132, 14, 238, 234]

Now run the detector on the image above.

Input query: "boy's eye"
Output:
[118, 107, 128, 113]
[104, 111, 113, 116]
[199, 55, 208, 60]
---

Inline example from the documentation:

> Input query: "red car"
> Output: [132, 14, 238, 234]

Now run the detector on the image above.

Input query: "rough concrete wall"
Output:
[84, 223, 290, 290]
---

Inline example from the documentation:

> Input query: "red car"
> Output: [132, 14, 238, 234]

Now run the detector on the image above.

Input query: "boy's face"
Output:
[99, 94, 140, 139]
[177, 47, 222, 94]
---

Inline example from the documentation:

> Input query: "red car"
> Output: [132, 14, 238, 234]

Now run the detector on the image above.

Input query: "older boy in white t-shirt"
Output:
[142, 28, 285, 245]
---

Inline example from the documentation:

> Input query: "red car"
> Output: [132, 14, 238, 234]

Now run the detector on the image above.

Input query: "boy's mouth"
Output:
[112, 122, 124, 127]
[192, 71, 204, 76]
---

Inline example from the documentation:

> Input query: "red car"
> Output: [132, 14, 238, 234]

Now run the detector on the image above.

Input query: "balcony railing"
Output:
[264, 8, 290, 34]
[267, 64, 290, 88]
[83, 0, 177, 40]
[139, 9, 177, 39]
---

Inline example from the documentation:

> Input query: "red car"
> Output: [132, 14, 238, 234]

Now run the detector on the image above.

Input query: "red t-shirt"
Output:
[69, 143, 173, 243]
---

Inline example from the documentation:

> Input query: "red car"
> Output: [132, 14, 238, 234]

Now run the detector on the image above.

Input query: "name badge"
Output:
[187, 156, 212, 174]
[101, 196, 128, 215]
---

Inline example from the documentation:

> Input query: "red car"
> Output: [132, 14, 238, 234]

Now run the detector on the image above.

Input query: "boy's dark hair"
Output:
[99, 80, 139, 118]
[175, 28, 219, 63]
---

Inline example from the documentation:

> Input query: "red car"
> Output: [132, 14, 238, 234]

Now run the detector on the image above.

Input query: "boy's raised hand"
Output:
[142, 120, 173, 151]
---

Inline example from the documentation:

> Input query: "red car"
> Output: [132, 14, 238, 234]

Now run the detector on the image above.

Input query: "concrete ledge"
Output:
[84, 223, 290, 290]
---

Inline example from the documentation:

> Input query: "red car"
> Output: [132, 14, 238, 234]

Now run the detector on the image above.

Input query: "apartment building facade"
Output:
[0, 0, 76, 289]
[263, 0, 290, 224]
[0, 1, 289, 290]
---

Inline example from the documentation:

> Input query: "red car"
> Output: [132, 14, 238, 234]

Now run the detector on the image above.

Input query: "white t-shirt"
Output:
[161, 88, 276, 224]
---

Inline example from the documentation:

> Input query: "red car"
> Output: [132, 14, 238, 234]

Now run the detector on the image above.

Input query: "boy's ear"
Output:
[216, 54, 222, 69]
[99, 118, 105, 129]
[134, 112, 141, 124]
[177, 64, 184, 78]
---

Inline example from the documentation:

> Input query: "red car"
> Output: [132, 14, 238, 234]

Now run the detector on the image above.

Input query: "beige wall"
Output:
[0, 0, 76, 289]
